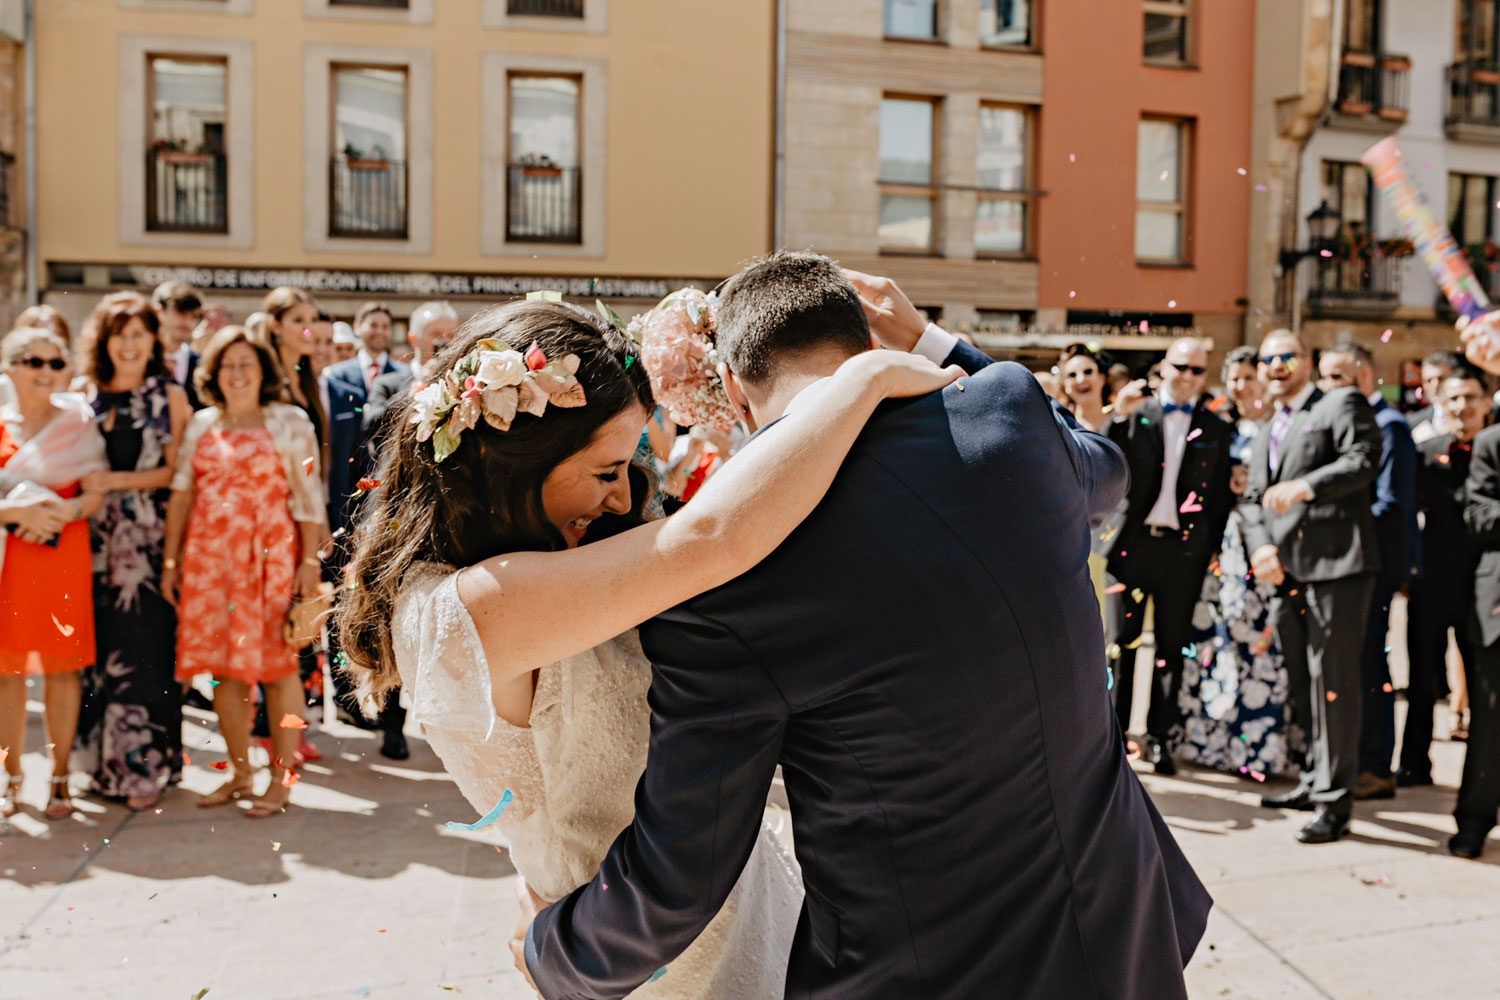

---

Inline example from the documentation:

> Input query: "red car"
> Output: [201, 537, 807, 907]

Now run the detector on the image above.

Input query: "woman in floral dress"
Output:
[75, 293, 192, 811]
[1180, 347, 1294, 777]
[161, 327, 326, 818]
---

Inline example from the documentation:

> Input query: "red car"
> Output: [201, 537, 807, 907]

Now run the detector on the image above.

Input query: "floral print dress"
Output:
[77, 377, 182, 799]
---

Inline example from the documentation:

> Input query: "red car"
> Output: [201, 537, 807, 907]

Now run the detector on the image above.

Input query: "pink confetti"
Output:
[1069, 153, 1076, 163]
[1159, 169, 1169, 182]
[1381, 328, 1393, 342]
[1319, 249, 1333, 257]
[1179, 491, 1203, 513]
[1249, 769, 1266, 782]
[1187, 428, 1203, 441]
[51, 614, 75, 637]
[1138, 320, 1149, 333]
[1168, 299, 1177, 308]
[1237, 167, 1247, 176]
[1255, 184, 1268, 192]
[1069, 290, 1076, 298]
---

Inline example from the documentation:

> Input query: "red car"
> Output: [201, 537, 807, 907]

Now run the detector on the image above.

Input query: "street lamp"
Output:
[1279, 201, 1343, 272]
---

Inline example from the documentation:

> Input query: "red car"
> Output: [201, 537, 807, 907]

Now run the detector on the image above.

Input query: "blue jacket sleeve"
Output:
[941, 338, 995, 375]
[526, 613, 789, 1000]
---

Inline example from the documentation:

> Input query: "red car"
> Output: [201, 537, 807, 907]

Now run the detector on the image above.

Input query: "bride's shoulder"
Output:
[394, 561, 462, 621]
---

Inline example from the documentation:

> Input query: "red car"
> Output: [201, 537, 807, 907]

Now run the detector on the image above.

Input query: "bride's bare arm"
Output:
[459, 349, 959, 682]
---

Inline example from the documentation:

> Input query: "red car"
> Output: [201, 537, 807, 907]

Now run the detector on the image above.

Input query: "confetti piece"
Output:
[625, 355, 636, 369]
[1326, 691, 1338, 702]
[1237, 167, 1247, 175]
[183, 753, 190, 765]
[302, 456, 315, 475]
[278, 714, 308, 730]
[1255, 184, 1268, 192]
[1069, 153, 1076, 163]
[956, 381, 965, 391]
[1155, 658, 1167, 669]
[1138, 320, 1149, 333]
[1068, 290, 1076, 298]
[355, 478, 380, 492]
[526, 290, 563, 303]
[1159, 169, 1169, 182]
[51, 614, 75, 637]
[378, 928, 387, 934]
[1181, 644, 1197, 657]
[1168, 299, 1177, 308]
[647, 969, 668, 984]
[211, 761, 228, 770]
[1382, 682, 1394, 693]
[1131, 588, 1145, 603]
[1249, 769, 1266, 782]
[1381, 328, 1393, 342]
[1187, 428, 1202, 441]
[1104, 583, 1126, 594]
[446, 788, 514, 832]
[1179, 491, 1203, 513]
[271, 841, 281, 852]
[192, 990, 210, 1000]
[1105, 668, 1114, 691]
[282, 770, 299, 788]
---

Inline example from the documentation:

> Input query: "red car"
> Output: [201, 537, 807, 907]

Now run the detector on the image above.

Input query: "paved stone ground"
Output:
[3, 602, 1497, 999]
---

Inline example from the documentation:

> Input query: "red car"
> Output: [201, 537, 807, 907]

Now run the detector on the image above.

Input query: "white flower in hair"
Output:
[410, 382, 448, 442]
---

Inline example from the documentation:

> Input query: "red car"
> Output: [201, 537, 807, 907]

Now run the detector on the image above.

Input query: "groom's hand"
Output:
[510, 879, 550, 996]
[843, 269, 927, 352]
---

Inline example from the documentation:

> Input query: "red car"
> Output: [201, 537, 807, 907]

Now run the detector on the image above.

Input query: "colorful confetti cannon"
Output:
[1361, 137, 1491, 320]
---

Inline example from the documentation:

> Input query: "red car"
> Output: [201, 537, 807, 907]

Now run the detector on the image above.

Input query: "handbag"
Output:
[284, 582, 335, 650]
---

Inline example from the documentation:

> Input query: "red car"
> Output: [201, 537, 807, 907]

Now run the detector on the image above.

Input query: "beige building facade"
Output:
[33, 0, 776, 331]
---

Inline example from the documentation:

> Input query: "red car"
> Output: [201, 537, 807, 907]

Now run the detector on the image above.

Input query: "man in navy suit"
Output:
[520, 255, 1211, 999]
[323, 301, 409, 756]
[1316, 343, 1419, 801]
[151, 281, 204, 410]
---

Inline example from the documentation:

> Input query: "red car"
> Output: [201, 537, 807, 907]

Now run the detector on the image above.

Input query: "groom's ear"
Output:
[719, 363, 755, 428]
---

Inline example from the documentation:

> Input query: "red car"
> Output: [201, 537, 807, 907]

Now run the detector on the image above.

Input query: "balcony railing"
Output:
[1465, 246, 1500, 301]
[0, 151, 14, 229]
[1306, 253, 1402, 312]
[330, 157, 408, 240]
[146, 147, 228, 234]
[1447, 61, 1500, 130]
[1336, 50, 1411, 121]
[507, 164, 581, 243]
[507, 0, 584, 15]
[330, 0, 410, 7]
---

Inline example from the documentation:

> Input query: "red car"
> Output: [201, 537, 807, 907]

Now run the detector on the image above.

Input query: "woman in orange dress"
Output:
[0, 327, 108, 819]
[161, 327, 326, 819]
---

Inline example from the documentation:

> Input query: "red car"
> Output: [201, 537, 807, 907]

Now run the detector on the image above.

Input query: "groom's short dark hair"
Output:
[715, 250, 871, 385]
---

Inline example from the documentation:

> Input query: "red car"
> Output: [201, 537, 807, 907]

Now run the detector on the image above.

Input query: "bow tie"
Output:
[1450, 437, 1474, 457]
[1162, 402, 1193, 416]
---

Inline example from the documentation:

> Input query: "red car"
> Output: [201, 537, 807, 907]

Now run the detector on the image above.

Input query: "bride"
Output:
[337, 298, 957, 997]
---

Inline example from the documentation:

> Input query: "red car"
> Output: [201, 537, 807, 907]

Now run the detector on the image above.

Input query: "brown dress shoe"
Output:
[1352, 770, 1396, 800]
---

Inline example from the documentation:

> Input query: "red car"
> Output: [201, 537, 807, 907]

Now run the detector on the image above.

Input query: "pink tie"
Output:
[368, 362, 379, 386]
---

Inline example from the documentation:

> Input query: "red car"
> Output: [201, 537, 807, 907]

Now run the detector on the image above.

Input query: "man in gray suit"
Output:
[1244, 330, 1381, 843]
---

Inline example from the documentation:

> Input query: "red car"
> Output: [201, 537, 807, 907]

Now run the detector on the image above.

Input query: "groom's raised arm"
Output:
[524, 610, 790, 1000]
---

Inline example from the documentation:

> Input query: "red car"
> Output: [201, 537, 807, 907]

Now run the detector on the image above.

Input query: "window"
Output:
[1456, 0, 1499, 61]
[507, 0, 584, 14]
[330, 65, 408, 239]
[974, 104, 1031, 256]
[1135, 118, 1189, 263]
[885, 0, 938, 39]
[980, 0, 1032, 47]
[1450, 172, 1497, 244]
[878, 96, 939, 252]
[1346, 0, 1379, 51]
[330, 0, 409, 7]
[507, 74, 582, 243]
[1143, 0, 1190, 63]
[147, 55, 227, 233]
[1321, 160, 1372, 236]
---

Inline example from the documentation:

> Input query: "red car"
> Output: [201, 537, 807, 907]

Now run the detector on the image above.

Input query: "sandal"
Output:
[245, 788, 290, 819]
[45, 776, 76, 820]
[126, 791, 161, 812]
[1, 775, 21, 818]
[197, 773, 253, 808]
[255, 738, 306, 769]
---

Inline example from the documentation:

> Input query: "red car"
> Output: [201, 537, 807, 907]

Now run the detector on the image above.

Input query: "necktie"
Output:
[1268, 404, 1293, 473]
[368, 361, 379, 387]
[1162, 402, 1193, 416]
[1450, 437, 1473, 458]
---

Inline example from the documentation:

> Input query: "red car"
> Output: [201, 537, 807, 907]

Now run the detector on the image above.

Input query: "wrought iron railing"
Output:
[507, 164, 581, 243]
[1336, 50, 1410, 120]
[1307, 254, 1402, 306]
[1447, 61, 1500, 128]
[507, 0, 584, 16]
[0, 151, 14, 229]
[330, 157, 408, 240]
[146, 147, 228, 233]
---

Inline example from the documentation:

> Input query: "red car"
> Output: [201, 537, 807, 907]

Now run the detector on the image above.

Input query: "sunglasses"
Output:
[1260, 351, 1300, 366]
[18, 356, 66, 371]
[1167, 363, 1207, 376]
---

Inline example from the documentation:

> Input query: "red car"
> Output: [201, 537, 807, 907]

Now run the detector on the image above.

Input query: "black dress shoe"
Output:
[1447, 826, 1490, 859]
[1143, 739, 1177, 775]
[1396, 769, 1433, 788]
[1295, 806, 1351, 844]
[380, 731, 409, 761]
[335, 704, 380, 731]
[1260, 788, 1315, 811]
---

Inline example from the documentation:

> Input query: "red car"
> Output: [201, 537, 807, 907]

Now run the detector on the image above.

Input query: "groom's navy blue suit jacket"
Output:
[527, 344, 1212, 999]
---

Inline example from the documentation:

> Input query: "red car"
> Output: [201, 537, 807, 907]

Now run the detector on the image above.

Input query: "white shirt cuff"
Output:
[912, 323, 958, 365]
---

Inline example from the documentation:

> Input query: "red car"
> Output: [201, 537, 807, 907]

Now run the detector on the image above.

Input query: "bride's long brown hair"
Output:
[335, 300, 653, 709]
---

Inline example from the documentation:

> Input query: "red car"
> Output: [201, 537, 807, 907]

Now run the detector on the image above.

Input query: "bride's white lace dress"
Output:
[393, 562, 803, 998]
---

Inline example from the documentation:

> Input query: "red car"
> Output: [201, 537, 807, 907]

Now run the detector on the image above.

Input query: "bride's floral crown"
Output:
[410, 337, 586, 463]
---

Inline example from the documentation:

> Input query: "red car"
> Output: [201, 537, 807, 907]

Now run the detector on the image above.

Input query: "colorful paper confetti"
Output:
[302, 456, 315, 475]
[51, 614, 75, 637]
[446, 788, 514, 832]
[278, 714, 308, 730]
[1179, 491, 1203, 513]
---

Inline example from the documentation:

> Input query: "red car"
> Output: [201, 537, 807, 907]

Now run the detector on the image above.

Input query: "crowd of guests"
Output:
[0, 283, 471, 821]
[1046, 332, 1500, 857]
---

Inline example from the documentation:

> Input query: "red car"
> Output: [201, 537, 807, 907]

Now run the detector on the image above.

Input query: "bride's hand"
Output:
[840, 348, 963, 400]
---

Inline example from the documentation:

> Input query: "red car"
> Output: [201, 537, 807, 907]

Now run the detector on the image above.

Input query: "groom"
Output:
[520, 253, 1211, 997]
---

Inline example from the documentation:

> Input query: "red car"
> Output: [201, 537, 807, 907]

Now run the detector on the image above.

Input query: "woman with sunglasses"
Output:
[73, 293, 193, 812]
[1057, 342, 1112, 431]
[0, 327, 109, 819]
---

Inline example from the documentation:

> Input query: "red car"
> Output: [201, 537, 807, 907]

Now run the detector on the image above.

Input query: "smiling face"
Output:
[1258, 332, 1310, 403]
[216, 340, 264, 411]
[105, 316, 158, 384]
[1061, 353, 1105, 405]
[306, 320, 334, 376]
[1442, 375, 1489, 441]
[1226, 360, 1264, 416]
[539, 403, 648, 548]
[358, 310, 393, 355]
[1161, 340, 1208, 402]
[271, 301, 319, 360]
[4, 337, 69, 405]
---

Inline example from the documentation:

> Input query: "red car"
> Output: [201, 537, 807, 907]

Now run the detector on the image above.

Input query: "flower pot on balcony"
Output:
[1342, 49, 1377, 68]
[1339, 99, 1374, 116]
[520, 166, 564, 179]
[1377, 105, 1409, 121]
[158, 151, 210, 165]
[346, 158, 390, 171]
[1473, 67, 1500, 85]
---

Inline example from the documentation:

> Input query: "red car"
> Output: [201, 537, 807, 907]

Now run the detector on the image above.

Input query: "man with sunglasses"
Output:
[1244, 330, 1380, 844]
[1105, 338, 1235, 775]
